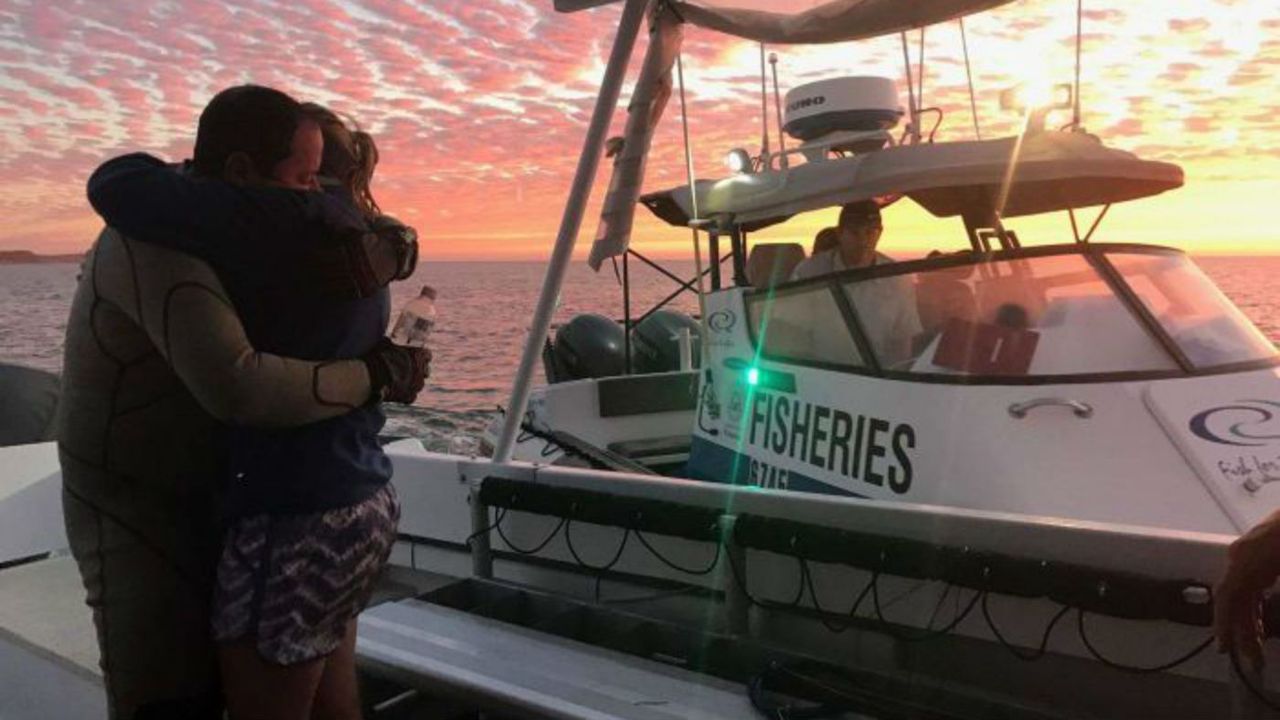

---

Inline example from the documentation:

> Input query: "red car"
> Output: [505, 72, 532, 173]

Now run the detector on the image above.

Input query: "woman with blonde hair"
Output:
[206, 105, 415, 720]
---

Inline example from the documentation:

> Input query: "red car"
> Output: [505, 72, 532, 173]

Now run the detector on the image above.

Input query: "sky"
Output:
[0, 0, 1278, 260]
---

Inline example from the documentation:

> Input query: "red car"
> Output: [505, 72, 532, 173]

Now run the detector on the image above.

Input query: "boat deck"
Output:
[0, 556, 104, 719]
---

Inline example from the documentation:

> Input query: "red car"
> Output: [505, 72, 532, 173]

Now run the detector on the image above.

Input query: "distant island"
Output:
[0, 250, 84, 265]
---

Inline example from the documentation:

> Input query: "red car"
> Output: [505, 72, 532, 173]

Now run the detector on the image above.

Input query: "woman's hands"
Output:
[369, 215, 419, 281]
[297, 216, 420, 300]
[361, 338, 431, 404]
[1216, 508, 1280, 670]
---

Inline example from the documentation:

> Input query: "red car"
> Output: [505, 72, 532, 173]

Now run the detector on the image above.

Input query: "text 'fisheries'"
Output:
[747, 390, 915, 494]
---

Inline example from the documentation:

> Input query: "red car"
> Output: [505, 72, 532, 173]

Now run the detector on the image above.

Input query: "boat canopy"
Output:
[580, 0, 1179, 269]
[556, 0, 1017, 44]
[640, 132, 1184, 229]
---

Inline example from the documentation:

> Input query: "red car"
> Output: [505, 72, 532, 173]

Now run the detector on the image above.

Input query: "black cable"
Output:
[870, 572, 981, 642]
[783, 554, 807, 607]
[924, 582, 956, 631]
[980, 593, 1070, 662]
[1229, 645, 1280, 713]
[799, 559, 876, 634]
[465, 507, 507, 547]
[494, 513, 566, 556]
[1075, 609, 1213, 674]
[465, 502, 1218, 679]
[517, 419, 612, 468]
[720, 540, 802, 612]
[564, 520, 631, 573]
[634, 530, 721, 575]
[748, 660, 852, 720]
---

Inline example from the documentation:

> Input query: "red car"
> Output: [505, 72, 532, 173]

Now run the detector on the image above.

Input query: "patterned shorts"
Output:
[211, 484, 400, 666]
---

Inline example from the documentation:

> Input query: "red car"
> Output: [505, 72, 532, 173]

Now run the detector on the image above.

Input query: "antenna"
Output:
[1073, 0, 1083, 130]
[768, 52, 787, 169]
[900, 32, 920, 144]
[759, 43, 771, 162]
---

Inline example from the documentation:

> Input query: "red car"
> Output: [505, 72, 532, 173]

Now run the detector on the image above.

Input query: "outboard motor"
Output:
[631, 311, 701, 374]
[0, 363, 59, 446]
[543, 314, 626, 383]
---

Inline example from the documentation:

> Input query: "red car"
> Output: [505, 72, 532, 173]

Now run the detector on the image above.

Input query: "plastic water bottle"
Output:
[390, 286, 437, 348]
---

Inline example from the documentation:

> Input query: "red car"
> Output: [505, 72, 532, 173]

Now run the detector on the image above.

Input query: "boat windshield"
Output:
[746, 247, 1277, 380]
[1108, 252, 1276, 369]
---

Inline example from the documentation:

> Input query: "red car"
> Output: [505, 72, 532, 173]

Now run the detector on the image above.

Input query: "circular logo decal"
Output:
[1189, 400, 1280, 447]
[708, 309, 736, 333]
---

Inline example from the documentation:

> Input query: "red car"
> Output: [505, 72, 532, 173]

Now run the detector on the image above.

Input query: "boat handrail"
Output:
[458, 457, 1231, 582]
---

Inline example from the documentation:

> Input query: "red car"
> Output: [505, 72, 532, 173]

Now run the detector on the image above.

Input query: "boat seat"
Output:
[358, 596, 760, 719]
[746, 243, 805, 288]
[608, 435, 692, 464]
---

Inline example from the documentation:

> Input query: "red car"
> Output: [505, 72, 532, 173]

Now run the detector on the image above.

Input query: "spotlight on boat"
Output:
[1000, 83, 1073, 113]
[747, 367, 760, 386]
[725, 148, 752, 174]
[1001, 83, 1074, 134]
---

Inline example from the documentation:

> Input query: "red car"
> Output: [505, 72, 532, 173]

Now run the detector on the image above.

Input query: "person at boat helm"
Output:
[793, 201, 888, 279]
[811, 226, 839, 256]
[59, 85, 427, 720]
[790, 201, 923, 367]
[1215, 508, 1280, 671]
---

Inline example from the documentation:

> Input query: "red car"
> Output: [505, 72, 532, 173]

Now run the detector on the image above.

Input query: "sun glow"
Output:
[1, 2, 1279, 259]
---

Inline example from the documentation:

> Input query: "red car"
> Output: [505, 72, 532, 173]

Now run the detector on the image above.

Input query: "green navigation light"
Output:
[721, 357, 796, 393]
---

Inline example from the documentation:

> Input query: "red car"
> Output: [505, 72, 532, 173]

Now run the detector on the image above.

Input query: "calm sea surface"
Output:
[2, 257, 1277, 449]
[0, 259, 702, 449]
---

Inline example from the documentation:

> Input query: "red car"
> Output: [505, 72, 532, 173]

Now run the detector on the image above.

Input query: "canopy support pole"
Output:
[623, 251, 632, 374]
[492, 0, 650, 463]
[675, 52, 712, 360]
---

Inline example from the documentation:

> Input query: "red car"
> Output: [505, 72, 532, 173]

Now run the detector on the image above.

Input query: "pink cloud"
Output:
[0, 0, 1278, 259]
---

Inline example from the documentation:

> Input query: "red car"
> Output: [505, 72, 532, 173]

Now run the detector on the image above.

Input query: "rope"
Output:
[959, 17, 982, 140]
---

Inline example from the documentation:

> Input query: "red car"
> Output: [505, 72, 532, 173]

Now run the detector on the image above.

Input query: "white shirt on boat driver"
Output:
[790, 249, 922, 368]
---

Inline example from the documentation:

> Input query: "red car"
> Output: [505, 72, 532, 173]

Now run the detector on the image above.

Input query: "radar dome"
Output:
[783, 77, 902, 142]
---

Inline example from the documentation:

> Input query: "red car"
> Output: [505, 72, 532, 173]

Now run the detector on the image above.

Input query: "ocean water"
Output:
[0, 258, 701, 450]
[1, 256, 1276, 450]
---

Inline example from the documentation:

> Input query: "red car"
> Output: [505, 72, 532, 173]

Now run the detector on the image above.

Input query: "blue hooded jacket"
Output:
[87, 153, 392, 517]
